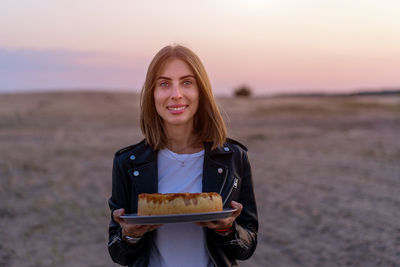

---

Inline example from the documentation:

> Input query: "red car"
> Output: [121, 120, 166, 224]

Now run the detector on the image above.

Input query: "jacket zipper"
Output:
[222, 177, 239, 207]
[207, 177, 240, 266]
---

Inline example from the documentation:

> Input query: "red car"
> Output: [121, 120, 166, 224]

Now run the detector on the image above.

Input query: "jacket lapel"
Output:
[129, 161, 158, 194]
[127, 141, 158, 194]
[202, 143, 231, 195]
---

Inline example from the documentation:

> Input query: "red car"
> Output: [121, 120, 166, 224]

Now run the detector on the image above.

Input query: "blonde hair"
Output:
[140, 44, 227, 150]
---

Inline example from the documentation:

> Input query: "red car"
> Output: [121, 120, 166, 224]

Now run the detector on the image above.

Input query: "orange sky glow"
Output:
[1, 0, 400, 95]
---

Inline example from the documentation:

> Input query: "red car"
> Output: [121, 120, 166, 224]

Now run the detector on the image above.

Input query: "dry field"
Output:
[0, 91, 399, 267]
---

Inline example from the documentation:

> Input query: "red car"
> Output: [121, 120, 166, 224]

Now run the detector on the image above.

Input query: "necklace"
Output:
[166, 140, 201, 167]
[167, 149, 191, 167]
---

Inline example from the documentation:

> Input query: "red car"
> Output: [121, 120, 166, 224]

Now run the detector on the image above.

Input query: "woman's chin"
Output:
[164, 118, 193, 128]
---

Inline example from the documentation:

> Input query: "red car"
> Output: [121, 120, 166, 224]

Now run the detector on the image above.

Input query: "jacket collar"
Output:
[127, 139, 157, 166]
[127, 140, 232, 195]
[206, 142, 233, 154]
[128, 140, 233, 165]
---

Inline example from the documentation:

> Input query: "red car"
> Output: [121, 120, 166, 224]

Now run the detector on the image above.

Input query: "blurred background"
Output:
[1, 0, 400, 266]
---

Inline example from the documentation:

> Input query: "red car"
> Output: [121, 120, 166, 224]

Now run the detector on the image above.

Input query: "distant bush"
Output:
[233, 85, 252, 97]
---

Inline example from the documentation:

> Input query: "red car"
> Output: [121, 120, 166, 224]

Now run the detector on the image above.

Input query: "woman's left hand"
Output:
[196, 200, 243, 230]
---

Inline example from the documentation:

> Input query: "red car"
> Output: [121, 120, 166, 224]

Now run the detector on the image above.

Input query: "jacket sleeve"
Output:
[107, 154, 148, 266]
[212, 151, 258, 260]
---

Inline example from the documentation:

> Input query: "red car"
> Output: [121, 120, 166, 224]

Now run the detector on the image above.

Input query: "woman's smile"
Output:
[167, 104, 189, 114]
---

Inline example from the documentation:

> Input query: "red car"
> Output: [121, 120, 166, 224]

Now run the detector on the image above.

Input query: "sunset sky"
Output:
[1, 0, 400, 95]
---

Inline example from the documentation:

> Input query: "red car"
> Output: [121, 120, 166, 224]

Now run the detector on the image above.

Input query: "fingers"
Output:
[231, 201, 243, 217]
[113, 208, 125, 224]
[123, 221, 162, 235]
[195, 218, 232, 230]
[123, 224, 161, 237]
[113, 208, 160, 237]
[231, 200, 243, 211]
[195, 201, 244, 230]
[148, 224, 162, 231]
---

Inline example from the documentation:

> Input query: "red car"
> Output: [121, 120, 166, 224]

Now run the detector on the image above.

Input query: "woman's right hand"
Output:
[113, 208, 161, 238]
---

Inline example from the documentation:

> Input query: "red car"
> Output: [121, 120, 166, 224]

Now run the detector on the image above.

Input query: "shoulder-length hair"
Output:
[140, 44, 227, 150]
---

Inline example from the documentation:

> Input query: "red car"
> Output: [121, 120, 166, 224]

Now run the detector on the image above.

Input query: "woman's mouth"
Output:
[167, 105, 188, 113]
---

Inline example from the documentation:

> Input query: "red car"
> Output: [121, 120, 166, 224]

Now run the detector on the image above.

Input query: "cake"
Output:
[138, 192, 223, 215]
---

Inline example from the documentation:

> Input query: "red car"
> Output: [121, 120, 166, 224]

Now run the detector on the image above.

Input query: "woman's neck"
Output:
[164, 125, 203, 154]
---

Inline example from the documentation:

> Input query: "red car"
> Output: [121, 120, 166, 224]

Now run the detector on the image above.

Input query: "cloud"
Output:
[0, 48, 147, 92]
[0, 49, 90, 72]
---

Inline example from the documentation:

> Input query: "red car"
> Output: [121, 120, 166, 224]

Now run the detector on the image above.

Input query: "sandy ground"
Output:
[0, 91, 399, 267]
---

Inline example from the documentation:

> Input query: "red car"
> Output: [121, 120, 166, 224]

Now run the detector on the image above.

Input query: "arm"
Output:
[107, 155, 149, 265]
[213, 169, 258, 260]
[203, 152, 258, 260]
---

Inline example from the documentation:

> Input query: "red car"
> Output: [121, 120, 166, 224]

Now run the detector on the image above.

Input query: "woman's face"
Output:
[154, 58, 199, 130]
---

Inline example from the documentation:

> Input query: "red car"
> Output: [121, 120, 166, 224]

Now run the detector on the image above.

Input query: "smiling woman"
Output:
[107, 44, 258, 267]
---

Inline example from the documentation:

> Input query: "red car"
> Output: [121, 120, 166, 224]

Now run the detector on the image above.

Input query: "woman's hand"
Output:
[113, 208, 161, 238]
[196, 200, 243, 230]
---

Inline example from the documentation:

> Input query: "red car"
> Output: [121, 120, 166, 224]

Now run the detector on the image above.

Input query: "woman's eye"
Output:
[183, 80, 192, 86]
[160, 81, 169, 87]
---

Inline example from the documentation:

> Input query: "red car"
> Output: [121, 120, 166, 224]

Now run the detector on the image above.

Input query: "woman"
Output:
[108, 44, 258, 267]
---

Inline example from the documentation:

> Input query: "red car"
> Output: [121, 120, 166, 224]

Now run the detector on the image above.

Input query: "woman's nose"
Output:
[171, 85, 183, 99]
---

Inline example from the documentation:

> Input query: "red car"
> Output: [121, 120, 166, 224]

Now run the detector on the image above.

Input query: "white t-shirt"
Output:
[148, 149, 214, 267]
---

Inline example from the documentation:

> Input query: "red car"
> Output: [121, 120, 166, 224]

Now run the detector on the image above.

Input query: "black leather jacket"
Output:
[108, 139, 258, 267]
